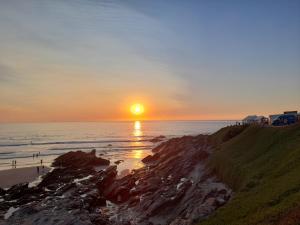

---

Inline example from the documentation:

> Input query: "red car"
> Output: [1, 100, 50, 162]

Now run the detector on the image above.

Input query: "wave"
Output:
[0, 138, 154, 147]
[0, 147, 152, 160]
[0, 143, 29, 147]
[48, 145, 152, 151]
[0, 152, 62, 160]
[0, 152, 15, 155]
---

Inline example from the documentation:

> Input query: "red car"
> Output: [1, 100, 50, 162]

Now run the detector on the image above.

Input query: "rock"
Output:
[38, 167, 93, 190]
[84, 192, 106, 210]
[141, 154, 159, 164]
[149, 135, 166, 143]
[52, 150, 110, 169]
[95, 166, 118, 193]
[103, 135, 231, 225]
[6, 183, 30, 200]
[114, 160, 124, 165]
[118, 169, 130, 178]
[0, 187, 6, 196]
[169, 218, 192, 225]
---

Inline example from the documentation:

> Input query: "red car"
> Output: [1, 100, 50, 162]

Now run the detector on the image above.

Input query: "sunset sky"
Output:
[0, 0, 299, 122]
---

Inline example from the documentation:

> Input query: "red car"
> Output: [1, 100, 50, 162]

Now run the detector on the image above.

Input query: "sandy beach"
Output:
[0, 166, 50, 189]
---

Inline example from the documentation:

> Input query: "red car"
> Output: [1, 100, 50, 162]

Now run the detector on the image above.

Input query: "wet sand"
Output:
[0, 166, 50, 189]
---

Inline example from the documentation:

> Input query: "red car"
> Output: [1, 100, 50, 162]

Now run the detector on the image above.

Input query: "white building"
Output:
[242, 115, 267, 125]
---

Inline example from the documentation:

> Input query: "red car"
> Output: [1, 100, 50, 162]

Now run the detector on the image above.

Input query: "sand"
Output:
[0, 166, 50, 189]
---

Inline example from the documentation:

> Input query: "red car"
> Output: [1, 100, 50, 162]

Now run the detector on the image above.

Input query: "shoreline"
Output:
[0, 134, 232, 225]
[0, 166, 50, 189]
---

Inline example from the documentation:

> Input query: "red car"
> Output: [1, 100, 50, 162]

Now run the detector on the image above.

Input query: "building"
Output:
[242, 115, 268, 125]
[269, 114, 282, 124]
[269, 111, 298, 126]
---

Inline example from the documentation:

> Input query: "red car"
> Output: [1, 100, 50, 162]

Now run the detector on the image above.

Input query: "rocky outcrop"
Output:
[0, 136, 232, 225]
[0, 151, 114, 225]
[52, 149, 110, 168]
[103, 135, 232, 225]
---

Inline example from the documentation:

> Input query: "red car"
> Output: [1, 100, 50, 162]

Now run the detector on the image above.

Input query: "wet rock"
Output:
[0, 187, 5, 196]
[95, 166, 118, 193]
[83, 191, 106, 211]
[141, 154, 159, 164]
[149, 135, 166, 143]
[114, 160, 124, 165]
[6, 183, 30, 200]
[38, 167, 94, 189]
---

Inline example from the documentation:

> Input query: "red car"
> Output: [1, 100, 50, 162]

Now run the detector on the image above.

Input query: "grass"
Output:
[199, 123, 300, 225]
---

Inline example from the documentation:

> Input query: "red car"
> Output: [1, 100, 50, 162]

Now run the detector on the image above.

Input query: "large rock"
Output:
[52, 149, 110, 169]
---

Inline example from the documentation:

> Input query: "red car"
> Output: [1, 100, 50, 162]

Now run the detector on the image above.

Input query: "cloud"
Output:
[0, 63, 19, 84]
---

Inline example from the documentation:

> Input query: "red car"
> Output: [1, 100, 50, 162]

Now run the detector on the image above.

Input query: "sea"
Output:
[0, 121, 236, 173]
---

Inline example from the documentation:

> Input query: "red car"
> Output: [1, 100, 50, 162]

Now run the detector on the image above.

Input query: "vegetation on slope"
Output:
[200, 123, 300, 225]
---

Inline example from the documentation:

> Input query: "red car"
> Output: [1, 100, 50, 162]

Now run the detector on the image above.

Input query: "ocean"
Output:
[0, 121, 235, 173]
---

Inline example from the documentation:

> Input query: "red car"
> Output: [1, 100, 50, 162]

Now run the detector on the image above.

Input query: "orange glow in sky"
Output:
[0, 1, 299, 123]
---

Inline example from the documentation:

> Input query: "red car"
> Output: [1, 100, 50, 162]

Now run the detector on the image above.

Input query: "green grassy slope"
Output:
[199, 123, 300, 225]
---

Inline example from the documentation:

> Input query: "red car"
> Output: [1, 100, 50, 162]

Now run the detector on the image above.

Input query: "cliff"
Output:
[200, 123, 300, 225]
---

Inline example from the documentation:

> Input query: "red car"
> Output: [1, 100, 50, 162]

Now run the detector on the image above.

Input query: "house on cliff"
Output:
[242, 115, 268, 125]
[270, 111, 298, 126]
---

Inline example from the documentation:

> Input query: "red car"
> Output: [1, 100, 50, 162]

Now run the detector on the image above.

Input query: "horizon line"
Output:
[0, 119, 242, 124]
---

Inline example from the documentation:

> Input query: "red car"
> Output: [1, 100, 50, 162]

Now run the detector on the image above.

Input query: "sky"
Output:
[0, 0, 299, 122]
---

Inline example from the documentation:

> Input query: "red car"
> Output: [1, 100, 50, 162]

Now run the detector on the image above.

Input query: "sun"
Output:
[130, 103, 145, 116]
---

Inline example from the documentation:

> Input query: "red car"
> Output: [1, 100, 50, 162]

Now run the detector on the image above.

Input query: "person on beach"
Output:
[40, 159, 43, 165]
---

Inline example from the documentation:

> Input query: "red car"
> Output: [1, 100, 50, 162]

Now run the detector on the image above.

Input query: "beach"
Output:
[0, 166, 50, 189]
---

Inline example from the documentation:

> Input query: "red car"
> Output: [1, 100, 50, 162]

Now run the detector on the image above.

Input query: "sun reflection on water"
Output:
[131, 121, 145, 159]
[111, 121, 153, 175]
[133, 121, 142, 138]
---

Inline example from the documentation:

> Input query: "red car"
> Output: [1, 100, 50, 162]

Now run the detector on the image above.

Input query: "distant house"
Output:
[269, 111, 298, 126]
[269, 114, 282, 124]
[242, 115, 268, 125]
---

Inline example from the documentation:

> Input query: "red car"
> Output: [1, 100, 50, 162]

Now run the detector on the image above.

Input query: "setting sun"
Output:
[130, 104, 145, 116]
